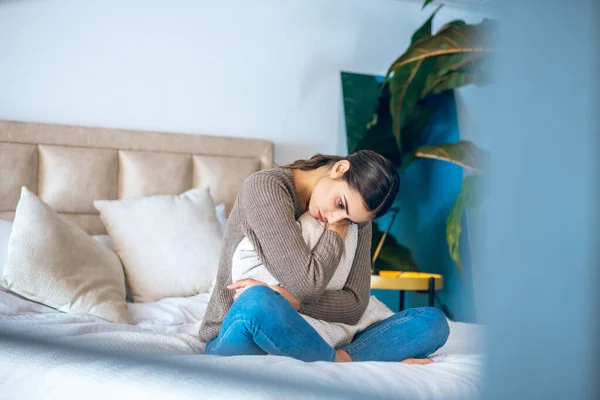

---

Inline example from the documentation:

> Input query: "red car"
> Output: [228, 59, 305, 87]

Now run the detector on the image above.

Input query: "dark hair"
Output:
[282, 150, 400, 219]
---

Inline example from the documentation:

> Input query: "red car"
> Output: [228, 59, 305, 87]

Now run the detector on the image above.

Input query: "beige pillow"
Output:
[94, 187, 223, 303]
[0, 187, 129, 323]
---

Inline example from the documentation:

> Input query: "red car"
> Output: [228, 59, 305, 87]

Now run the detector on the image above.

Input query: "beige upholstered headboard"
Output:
[0, 120, 274, 235]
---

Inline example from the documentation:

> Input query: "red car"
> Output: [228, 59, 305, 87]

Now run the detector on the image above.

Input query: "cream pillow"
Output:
[0, 187, 129, 323]
[94, 186, 223, 303]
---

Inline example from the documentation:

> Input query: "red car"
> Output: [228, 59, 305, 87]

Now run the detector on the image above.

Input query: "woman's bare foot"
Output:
[400, 358, 434, 365]
[335, 349, 353, 362]
[333, 351, 434, 364]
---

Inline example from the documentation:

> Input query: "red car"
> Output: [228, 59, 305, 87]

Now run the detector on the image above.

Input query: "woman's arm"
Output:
[240, 172, 344, 303]
[298, 221, 372, 325]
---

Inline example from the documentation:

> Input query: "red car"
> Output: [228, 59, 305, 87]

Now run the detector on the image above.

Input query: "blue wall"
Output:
[370, 91, 477, 322]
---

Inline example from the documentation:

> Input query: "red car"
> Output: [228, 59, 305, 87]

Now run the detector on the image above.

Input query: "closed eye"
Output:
[339, 197, 356, 224]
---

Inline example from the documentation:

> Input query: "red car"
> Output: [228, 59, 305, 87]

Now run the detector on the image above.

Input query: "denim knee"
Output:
[229, 285, 285, 321]
[420, 307, 450, 349]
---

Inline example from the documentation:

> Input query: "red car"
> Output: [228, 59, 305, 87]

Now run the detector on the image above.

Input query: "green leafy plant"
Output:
[349, 2, 493, 271]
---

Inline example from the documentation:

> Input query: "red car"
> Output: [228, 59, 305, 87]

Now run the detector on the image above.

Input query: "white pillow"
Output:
[93, 202, 226, 302]
[94, 186, 223, 303]
[0, 220, 12, 276]
[0, 187, 129, 323]
[92, 204, 227, 251]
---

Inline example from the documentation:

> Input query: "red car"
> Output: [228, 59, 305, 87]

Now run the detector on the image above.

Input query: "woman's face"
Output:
[308, 162, 373, 225]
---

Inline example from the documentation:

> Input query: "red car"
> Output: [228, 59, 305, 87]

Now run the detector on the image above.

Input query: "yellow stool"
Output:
[371, 271, 443, 311]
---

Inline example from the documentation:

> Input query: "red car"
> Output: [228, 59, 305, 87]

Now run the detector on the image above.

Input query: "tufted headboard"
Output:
[0, 120, 274, 235]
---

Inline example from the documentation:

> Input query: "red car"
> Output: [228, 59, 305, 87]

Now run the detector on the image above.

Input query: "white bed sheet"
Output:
[0, 289, 485, 399]
[0, 287, 209, 336]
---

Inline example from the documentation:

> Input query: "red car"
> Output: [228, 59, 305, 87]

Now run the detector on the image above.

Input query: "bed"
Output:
[0, 120, 484, 399]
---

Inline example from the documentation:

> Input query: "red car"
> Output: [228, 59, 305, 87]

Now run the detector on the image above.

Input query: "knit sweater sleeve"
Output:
[298, 221, 372, 325]
[240, 172, 344, 303]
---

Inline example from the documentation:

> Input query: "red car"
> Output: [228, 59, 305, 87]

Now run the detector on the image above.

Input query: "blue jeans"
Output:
[205, 286, 450, 362]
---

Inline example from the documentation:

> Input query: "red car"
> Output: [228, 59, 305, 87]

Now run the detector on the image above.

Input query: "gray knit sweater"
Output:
[198, 167, 372, 343]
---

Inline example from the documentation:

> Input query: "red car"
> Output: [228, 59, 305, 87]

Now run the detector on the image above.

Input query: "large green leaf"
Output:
[341, 72, 383, 154]
[414, 140, 489, 173]
[342, 14, 493, 171]
[383, 10, 438, 150]
[340, 72, 402, 165]
[389, 19, 491, 73]
[396, 97, 439, 168]
[422, 0, 435, 9]
[388, 58, 435, 149]
[425, 51, 490, 96]
[371, 225, 418, 273]
[351, 82, 403, 166]
[412, 5, 442, 46]
[385, 5, 442, 85]
[428, 67, 482, 95]
[386, 18, 494, 150]
[446, 174, 486, 271]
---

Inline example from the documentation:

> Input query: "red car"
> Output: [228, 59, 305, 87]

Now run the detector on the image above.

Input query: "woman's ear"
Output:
[330, 160, 350, 178]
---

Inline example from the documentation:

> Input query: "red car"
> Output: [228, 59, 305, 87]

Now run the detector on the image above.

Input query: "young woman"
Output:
[199, 150, 449, 363]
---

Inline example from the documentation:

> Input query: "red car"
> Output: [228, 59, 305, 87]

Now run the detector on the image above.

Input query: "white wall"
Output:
[0, 0, 489, 164]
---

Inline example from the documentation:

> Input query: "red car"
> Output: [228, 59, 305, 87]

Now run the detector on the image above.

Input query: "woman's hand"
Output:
[228, 279, 301, 310]
[268, 285, 301, 311]
[327, 219, 350, 240]
[227, 279, 267, 300]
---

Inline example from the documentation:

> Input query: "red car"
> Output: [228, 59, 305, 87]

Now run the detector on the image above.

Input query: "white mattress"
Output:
[0, 289, 485, 399]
